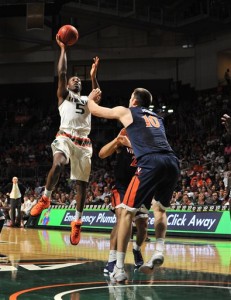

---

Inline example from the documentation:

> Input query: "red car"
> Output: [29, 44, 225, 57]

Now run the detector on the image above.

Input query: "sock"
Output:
[116, 252, 126, 269]
[133, 242, 141, 251]
[44, 188, 52, 198]
[75, 210, 82, 221]
[155, 238, 165, 252]
[108, 250, 117, 262]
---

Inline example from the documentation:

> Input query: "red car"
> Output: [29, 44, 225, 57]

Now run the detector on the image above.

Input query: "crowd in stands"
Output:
[0, 81, 230, 226]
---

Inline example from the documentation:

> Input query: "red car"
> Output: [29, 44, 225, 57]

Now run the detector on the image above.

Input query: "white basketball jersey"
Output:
[59, 90, 91, 137]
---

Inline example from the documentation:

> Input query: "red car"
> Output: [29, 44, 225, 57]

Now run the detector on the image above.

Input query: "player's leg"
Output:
[104, 188, 123, 275]
[139, 201, 166, 274]
[110, 207, 134, 282]
[46, 152, 67, 190]
[133, 215, 148, 268]
[110, 174, 146, 282]
[30, 152, 67, 216]
[75, 180, 87, 213]
[15, 200, 22, 227]
[104, 207, 121, 275]
[104, 224, 117, 275]
[9, 199, 16, 227]
[70, 180, 87, 245]
[70, 144, 92, 245]
[139, 154, 180, 274]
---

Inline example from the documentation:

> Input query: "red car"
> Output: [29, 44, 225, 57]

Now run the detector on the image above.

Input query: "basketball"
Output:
[57, 25, 79, 46]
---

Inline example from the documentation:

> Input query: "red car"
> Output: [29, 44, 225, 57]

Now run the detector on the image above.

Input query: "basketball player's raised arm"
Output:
[90, 56, 101, 103]
[56, 35, 68, 105]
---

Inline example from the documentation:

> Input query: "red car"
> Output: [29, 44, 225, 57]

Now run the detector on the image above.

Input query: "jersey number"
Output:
[76, 103, 85, 114]
[142, 115, 160, 128]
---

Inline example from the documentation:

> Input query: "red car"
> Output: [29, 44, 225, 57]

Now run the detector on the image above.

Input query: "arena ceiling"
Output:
[0, 0, 231, 47]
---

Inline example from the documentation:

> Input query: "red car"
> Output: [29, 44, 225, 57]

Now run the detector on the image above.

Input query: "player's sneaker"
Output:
[133, 249, 144, 268]
[110, 265, 127, 282]
[104, 260, 116, 275]
[139, 251, 164, 274]
[70, 220, 82, 245]
[30, 195, 50, 216]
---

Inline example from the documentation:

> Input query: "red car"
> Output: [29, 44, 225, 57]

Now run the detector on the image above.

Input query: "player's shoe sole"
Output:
[139, 252, 164, 274]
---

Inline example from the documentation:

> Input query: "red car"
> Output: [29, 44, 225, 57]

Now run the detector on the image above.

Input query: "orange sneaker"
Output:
[70, 220, 82, 245]
[30, 195, 50, 216]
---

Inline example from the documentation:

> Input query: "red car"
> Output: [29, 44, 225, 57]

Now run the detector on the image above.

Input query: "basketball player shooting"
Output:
[31, 33, 101, 247]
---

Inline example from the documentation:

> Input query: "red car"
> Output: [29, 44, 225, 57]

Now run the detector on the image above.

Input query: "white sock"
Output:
[44, 188, 52, 198]
[133, 242, 141, 251]
[156, 238, 165, 253]
[108, 250, 117, 262]
[116, 251, 126, 269]
[75, 211, 82, 220]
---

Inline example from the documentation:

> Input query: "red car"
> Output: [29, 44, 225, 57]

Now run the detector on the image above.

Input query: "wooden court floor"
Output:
[0, 226, 230, 300]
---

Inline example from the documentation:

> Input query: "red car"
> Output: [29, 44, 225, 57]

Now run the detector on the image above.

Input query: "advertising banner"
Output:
[37, 206, 230, 238]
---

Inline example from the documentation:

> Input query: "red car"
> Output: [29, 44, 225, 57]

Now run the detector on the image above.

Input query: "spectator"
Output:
[211, 192, 219, 205]
[218, 189, 225, 203]
[222, 190, 230, 206]
[3, 177, 26, 228]
[101, 186, 111, 200]
[197, 193, 205, 205]
[104, 195, 111, 206]
[20, 195, 37, 227]
[92, 188, 105, 205]
[175, 191, 183, 204]
[182, 193, 192, 206]
[223, 162, 231, 191]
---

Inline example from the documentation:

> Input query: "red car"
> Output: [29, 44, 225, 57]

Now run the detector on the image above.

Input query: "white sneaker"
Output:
[110, 265, 128, 282]
[139, 252, 164, 274]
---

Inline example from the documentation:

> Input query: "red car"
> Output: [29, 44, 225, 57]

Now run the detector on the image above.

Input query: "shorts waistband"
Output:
[56, 130, 92, 147]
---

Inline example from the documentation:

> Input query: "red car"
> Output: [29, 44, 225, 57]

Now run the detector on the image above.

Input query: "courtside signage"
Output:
[37, 208, 230, 237]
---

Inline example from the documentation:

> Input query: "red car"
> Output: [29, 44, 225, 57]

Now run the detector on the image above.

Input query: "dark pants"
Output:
[10, 198, 22, 225]
[0, 219, 4, 233]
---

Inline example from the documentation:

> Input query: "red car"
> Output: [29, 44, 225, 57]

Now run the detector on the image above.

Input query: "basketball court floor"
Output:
[0, 226, 230, 299]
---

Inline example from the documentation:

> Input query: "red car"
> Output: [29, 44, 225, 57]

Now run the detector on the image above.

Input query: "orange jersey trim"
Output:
[123, 176, 140, 207]
[56, 130, 92, 147]
[111, 189, 122, 207]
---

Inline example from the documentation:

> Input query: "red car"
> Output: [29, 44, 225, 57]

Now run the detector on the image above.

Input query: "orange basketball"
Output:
[57, 25, 79, 46]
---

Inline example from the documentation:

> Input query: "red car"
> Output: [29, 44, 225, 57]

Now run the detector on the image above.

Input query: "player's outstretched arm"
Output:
[88, 88, 133, 128]
[90, 57, 101, 102]
[99, 138, 121, 159]
[99, 128, 131, 159]
[56, 34, 68, 104]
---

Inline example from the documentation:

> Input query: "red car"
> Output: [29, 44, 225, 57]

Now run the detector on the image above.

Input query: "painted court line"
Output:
[54, 284, 231, 300]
